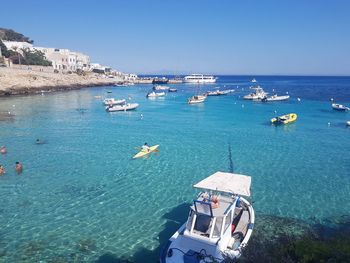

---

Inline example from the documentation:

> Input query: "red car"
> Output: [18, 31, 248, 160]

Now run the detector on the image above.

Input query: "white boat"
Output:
[153, 85, 170, 91]
[261, 94, 290, 102]
[147, 91, 166, 98]
[346, 121, 350, 126]
[251, 78, 257, 83]
[160, 172, 255, 263]
[106, 103, 139, 112]
[103, 98, 126, 106]
[207, 89, 234, 96]
[332, 103, 349, 111]
[183, 74, 217, 83]
[188, 95, 206, 104]
[243, 86, 268, 100]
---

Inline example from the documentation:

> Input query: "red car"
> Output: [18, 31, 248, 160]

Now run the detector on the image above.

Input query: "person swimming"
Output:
[15, 162, 23, 174]
[0, 165, 5, 175]
[1, 146, 7, 154]
[36, 139, 45, 144]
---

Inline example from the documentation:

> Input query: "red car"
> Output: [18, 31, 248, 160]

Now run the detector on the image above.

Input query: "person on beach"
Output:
[141, 143, 150, 152]
[15, 162, 23, 174]
[0, 165, 5, 175]
[1, 146, 7, 154]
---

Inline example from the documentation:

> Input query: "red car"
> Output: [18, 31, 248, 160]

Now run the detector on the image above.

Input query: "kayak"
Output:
[133, 145, 159, 159]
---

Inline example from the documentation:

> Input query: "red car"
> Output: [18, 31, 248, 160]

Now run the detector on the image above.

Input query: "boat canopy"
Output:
[193, 172, 251, 197]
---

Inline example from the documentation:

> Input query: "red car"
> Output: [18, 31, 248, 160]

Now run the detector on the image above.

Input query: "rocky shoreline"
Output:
[0, 68, 119, 97]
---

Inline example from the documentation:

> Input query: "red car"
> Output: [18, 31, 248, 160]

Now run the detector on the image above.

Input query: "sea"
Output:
[0, 75, 349, 262]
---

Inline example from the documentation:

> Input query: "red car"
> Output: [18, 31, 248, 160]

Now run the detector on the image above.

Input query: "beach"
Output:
[0, 67, 120, 96]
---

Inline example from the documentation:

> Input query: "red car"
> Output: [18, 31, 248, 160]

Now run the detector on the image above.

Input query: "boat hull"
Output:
[332, 103, 349, 111]
[183, 79, 216, 83]
[147, 92, 166, 98]
[107, 103, 139, 112]
[263, 95, 290, 101]
[271, 113, 297, 125]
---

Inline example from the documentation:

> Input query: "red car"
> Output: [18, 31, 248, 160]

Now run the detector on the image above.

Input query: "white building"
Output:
[124, 73, 138, 81]
[2, 41, 90, 71]
[34, 47, 90, 71]
[2, 41, 33, 52]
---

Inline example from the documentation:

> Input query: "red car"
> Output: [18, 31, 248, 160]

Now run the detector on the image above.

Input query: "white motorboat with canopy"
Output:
[160, 172, 255, 263]
[243, 86, 267, 100]
[188, 95, 207, 104]
[103, 98, 126, 106]
[106, 103, 139, 112]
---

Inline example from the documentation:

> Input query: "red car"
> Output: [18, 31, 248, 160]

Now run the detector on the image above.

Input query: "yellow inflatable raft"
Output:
[271, 113, 297, 125]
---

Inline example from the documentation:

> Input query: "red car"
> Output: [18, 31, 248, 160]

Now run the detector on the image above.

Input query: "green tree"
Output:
[22, 49, 52, 66]
[0, 39, 16, 58]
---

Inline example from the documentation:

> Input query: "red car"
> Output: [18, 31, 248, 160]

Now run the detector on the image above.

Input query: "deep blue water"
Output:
[0, 75, 349, 262]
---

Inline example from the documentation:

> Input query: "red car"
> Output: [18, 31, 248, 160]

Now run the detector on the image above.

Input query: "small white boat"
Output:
[160, 172, 255, 263]
[346, 121, 350, 126]
[261, 94, 290, 102]
[332, 103, 349, 111]
[168, 88, 177, 92]
[251, 78, 257, 83]
[243, 86, 267, 100]
[147, 91, 166, 98]
[106, 103, 139, 112]
[188, 95, 206, 104]
[103, 98, 126, 106]
[206, 89, 234, 96]
[153, 85, 170, 91]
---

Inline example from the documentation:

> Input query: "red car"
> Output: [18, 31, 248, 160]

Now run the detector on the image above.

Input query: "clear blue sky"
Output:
[1, 0, 350, 75]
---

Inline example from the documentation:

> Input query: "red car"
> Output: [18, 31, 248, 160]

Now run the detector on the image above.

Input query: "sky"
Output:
[1, 0, 350, 75]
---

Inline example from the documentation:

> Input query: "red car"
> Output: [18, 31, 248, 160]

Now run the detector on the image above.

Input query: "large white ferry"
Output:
[183, 74, 217, 83]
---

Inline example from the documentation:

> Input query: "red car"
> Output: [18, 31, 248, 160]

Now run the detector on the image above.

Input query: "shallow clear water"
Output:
[0, 76, 349, 262]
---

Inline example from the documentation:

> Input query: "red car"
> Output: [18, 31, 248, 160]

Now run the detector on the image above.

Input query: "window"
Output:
[186, 210, 195, 231]
[212, 217, 223, 238]
[224, 210, 233, 232]
[193, 214, 212, 234]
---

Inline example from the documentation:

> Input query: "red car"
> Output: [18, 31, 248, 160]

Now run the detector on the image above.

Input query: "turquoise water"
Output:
[0, 76, 349, 262]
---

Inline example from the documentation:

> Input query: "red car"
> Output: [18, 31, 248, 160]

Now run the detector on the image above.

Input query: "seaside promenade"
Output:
[0, 67, 120, 96]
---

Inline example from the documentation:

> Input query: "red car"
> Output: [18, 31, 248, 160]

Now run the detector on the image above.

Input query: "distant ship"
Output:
[183, 74, 217, 83]
[152, 77, 169, 84]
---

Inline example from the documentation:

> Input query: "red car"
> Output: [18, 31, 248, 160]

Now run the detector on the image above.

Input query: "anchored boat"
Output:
[160, 172, 255, 263]
[153, 85, 170, 91]
[243, 86, 267, 100]
[206, 89, 234, 96]
[147, 91, 166, 98]
[188, 95, 207, 104]
[183, 74, 217, 83]
[332, 103, 349, 111]
[106, 103, 139, 112]
[103, 98, 126, 106]
[271, 113, 297, 125]
[260, 94, 290, 102]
